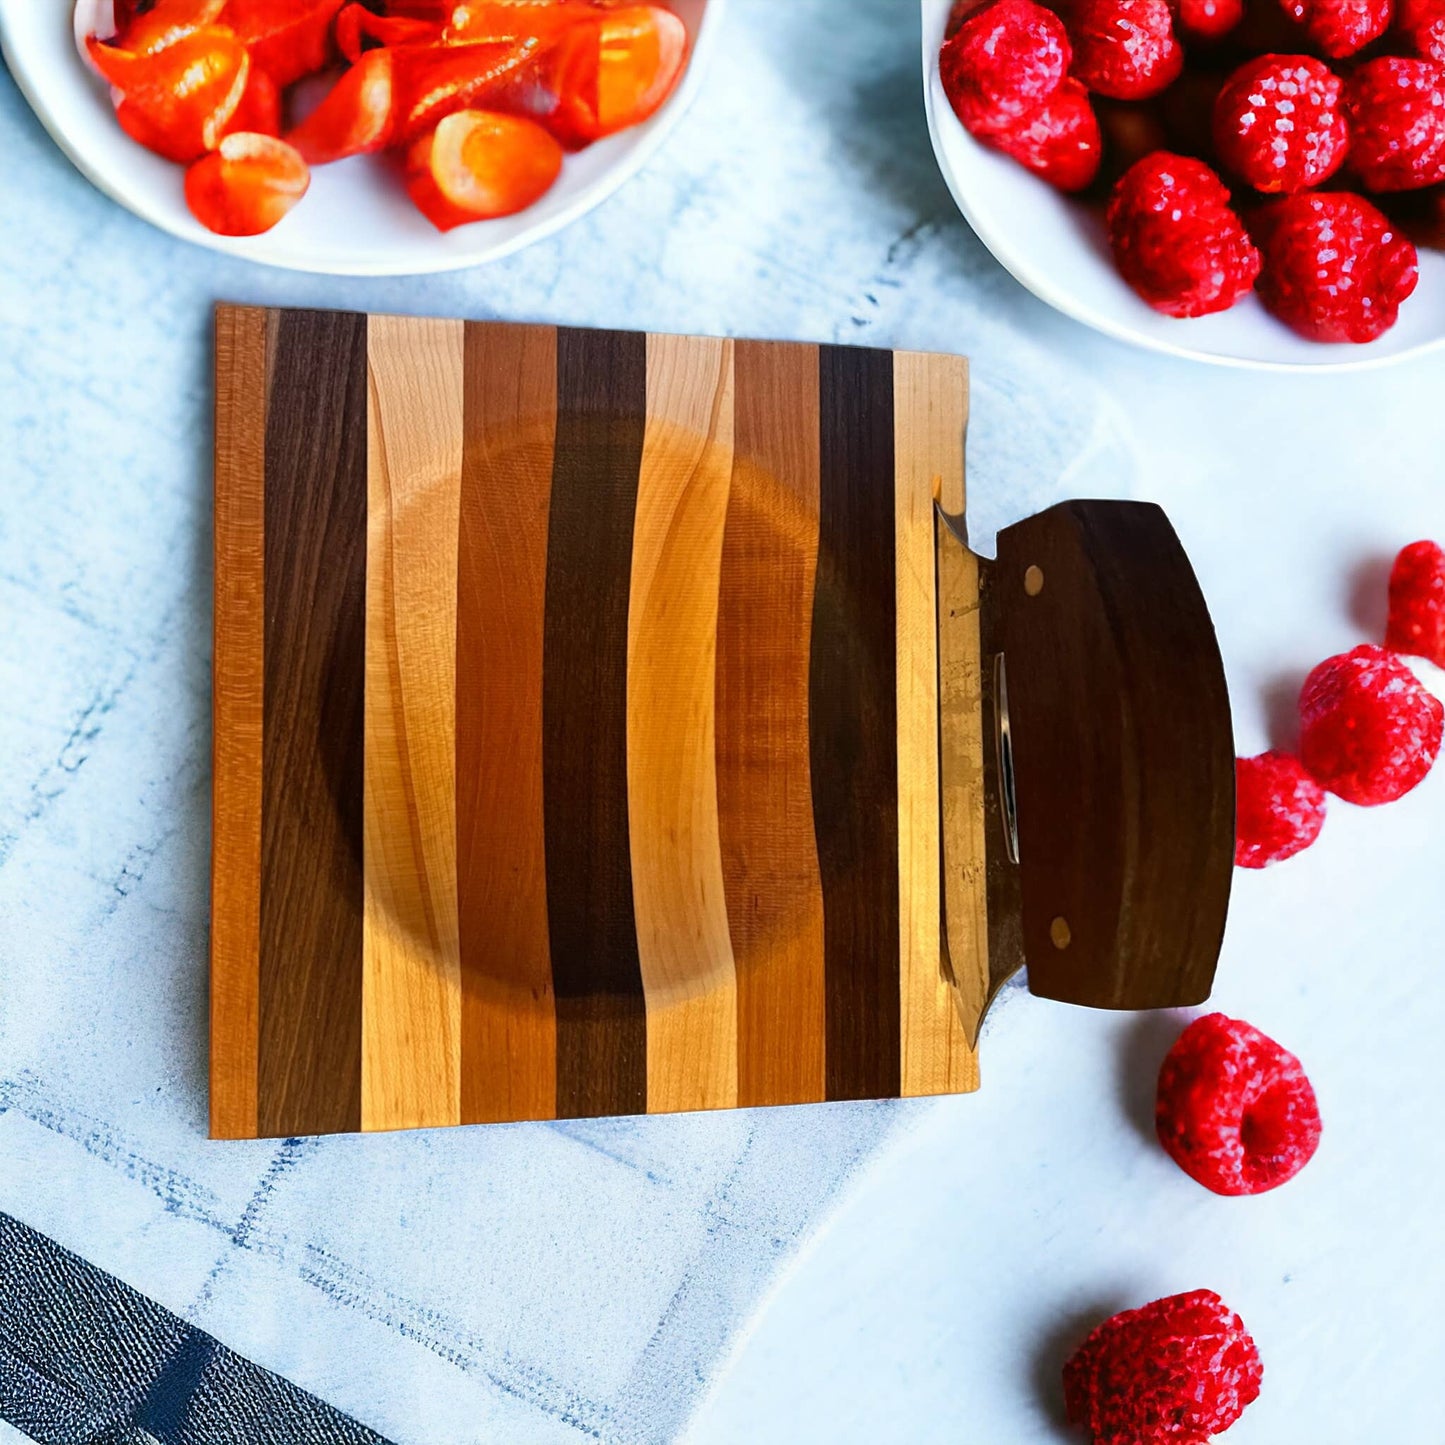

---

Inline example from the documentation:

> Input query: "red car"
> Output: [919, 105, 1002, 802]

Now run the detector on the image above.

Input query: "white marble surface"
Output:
[2, 2, 1443, 1441]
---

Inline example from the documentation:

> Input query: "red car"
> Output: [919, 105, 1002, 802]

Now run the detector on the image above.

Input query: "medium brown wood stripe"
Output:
[210, 304, 266, 1140]
[362, 316, 464, 1132]
[813, 344, 901, 1101]
[629, 334, 738, 1115]
[259, 308, 368, 1138]
[718, 341, 826, 1108]
[893, 351, 979, 1096]
[544, 327, 648, 1118]
[456, 323, 558, 1126]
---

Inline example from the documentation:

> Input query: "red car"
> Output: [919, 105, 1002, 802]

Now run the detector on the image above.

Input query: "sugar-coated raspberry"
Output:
[940, 0, 1072, 137]
[1178, 0, 1246, 38]
[1297, 641, 1443, 803]
[1213, 55, 1348, 194]
[1063, 1289, 1264, 1444]
[1106, 153, 1261, 316]
[1387, 540, 1445, 667]
[1252, 193, 1418, 342]
[1398, 0, 1445, 60]
[1345, 58, 1445, 193]
[1068, 0, 1185, 100]
[1234, 751, 1327, 868]
[990, 79, 1103, 190]
[1156, 1013, 1322, 1196]
[1278, 0, 1391, 56]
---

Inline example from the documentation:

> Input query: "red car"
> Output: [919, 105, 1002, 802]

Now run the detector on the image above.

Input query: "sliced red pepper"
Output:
[116, 0, 228, 55]
[222, 64, 281, 138]
[443, 2, 594, 46]
[395, 38, 541, 143]
[220, 0, 344, 88]
[285, 47, 398, 164]
[335, 4, 443, 62]
[544, 5, 686, 147]
[405, 108, 562, 229]
[89, 26, 250, 160]
[185, 131, 310, 234]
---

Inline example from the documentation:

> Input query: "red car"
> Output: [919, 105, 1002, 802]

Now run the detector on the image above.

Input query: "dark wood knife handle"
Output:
[987, 500, 1234, 1011]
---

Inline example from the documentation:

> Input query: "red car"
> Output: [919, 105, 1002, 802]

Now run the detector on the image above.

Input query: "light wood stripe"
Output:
[629, 334, 738, 1114]
[719, 340, 825, 1108]
[362, 316, 464, 1131]
[456, 323, 557, 1125]
[894, 351, 980, 1096]
[210, 304, 266, 1140]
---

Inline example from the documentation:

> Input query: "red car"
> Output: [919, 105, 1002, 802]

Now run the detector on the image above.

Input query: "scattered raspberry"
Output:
[1278, 0, 1391, 56]
[1234, 751, 1327, 868]
[1387, 540, 1445, 667]
[1297, 641, 1443, 803]
[1068, 0, 1185, 100]
[1178, 0, 1246, 38]
[1398, 0, 1445, 61]
[991, 79, 1103, 190]
[1213, 55, 1348, 194]
[1063, 1289, 1263, 1444]
[1156, 1013, 1322, 1195]
[940, 0, 1072, 136]
[1344, 58, 1445, 193]
[1106, 153, 1261, 316]
[1252, 192, 1418, 342]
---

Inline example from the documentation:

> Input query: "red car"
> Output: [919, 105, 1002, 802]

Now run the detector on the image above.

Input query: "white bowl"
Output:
[0, 0, 721, 276]
[921, 0, 1445, 370]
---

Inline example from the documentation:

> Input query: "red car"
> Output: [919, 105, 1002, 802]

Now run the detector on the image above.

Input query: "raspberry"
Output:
[1213, 55, 1348, 194]
[1344, 58, 1445, 193]
[1398, 0, 1445, 61]
[1298, 642, 1443, 803]
[1177, 0, 1245, 38]
[1106, 153, 1261, 316]
[1156, 1013, 1322, 1195]
[1278, 0, 1391, 56]
[1234, 751, 1327, 867]
[940, 0, 1072, 137]
[1063, 1289, 1263, 1444]
[1387, 540, 1445, 667]
[991, 79, 1103, 190]
[1068, 0, 1185, 100]
[1253, 192, 1418, 342]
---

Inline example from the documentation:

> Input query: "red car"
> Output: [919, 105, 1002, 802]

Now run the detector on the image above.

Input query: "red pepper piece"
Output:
[185, 131, 310, 234]
[223, 64, 281, 138]
[443, 2, 595, 46]
[285, 48, 399, 163]
[335, 4, 443, 62]
[395, 39, 541, 143]
[405, 108, 562, 228]
[89, 26, 250, 161]
[116, 0, 228, 55]
[221, 0, 344, 88]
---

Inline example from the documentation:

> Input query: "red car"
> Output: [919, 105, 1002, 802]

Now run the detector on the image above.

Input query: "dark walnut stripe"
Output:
[718, 340, 826, 1107]
[457, 322, 559, 1125]
[259, 309, 369, 1138]
[812, 345, 901, 1101]
[543, 327, 648, 1118]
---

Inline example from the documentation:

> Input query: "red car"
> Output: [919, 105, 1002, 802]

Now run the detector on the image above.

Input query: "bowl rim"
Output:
[919, 0, 1445, 374]
[0, 0, 725, 277]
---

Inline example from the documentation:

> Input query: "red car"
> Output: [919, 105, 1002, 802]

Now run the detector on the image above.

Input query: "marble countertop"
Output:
[2, 2, 1443, 1440]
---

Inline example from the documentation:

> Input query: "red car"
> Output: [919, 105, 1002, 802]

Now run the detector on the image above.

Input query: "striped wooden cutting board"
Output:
[212, 305, 986, 1138]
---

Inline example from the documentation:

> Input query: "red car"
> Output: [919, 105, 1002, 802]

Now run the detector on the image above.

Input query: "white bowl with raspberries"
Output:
[923, 0, 1445, 368]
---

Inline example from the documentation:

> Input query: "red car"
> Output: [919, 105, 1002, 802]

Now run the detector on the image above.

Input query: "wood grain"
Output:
[628, 334, 738, 1114]
[456, 323, 558, 1126]
[361, 316, 464, 1132]
[718, 341, 826, 1108]
[813, 345, 901, 1102]
[544, 328, 649, 1118]
[892, 351, 979, 1095]
[259, 308, 369, 1138]
[210, 304, 266, 1140]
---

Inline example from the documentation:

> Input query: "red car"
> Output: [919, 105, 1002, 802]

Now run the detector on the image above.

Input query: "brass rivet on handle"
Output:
[1050, 916, 1072, 950]
[1024, 565, 1044, 597]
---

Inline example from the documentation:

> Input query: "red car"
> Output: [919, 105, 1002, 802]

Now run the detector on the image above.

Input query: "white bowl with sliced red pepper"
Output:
[0, 0, 717, 275]
[923, 0, 1445, 366]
